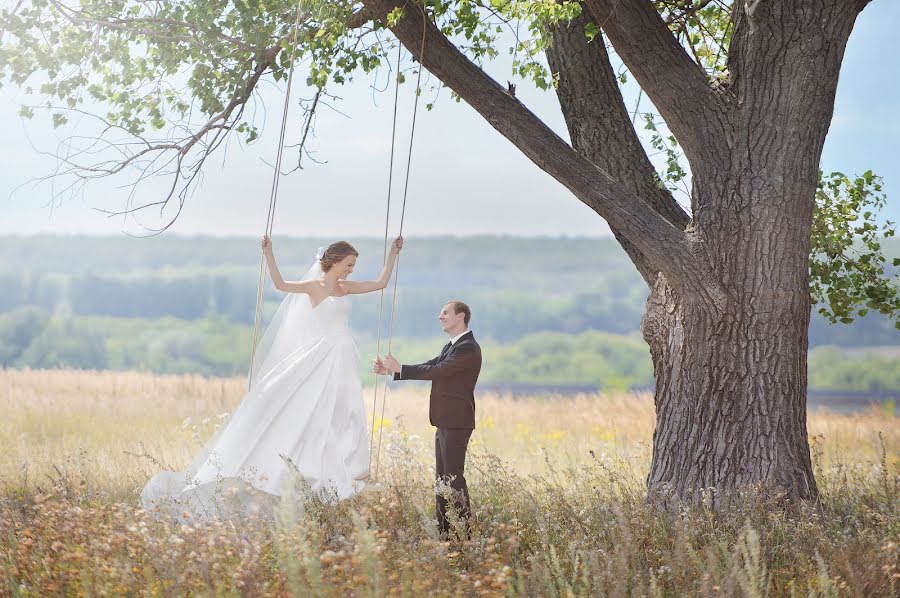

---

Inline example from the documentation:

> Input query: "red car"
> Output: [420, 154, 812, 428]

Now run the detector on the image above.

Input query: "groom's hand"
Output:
[384, 354, 401, 375]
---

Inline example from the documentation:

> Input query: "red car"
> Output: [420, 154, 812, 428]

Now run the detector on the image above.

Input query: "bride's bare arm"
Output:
[342, 236, 403, 295]
[262, 236, 316, 294]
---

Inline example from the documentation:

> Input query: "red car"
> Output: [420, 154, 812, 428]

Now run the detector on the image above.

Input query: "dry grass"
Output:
[1, 369, 898, 596]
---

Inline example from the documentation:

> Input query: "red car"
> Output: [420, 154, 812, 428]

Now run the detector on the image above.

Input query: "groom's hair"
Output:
[448, 300, 471, 326]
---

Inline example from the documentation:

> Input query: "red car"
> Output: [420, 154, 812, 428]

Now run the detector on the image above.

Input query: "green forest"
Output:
[1, 235, 898, 391]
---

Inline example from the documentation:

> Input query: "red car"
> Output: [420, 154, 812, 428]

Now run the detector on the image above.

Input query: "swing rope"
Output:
[370, 13, 428, 481]
[368, 42, 403, 477]
[249, 0, 308, 387]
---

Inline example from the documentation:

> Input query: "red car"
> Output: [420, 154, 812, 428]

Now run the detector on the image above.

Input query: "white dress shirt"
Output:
[449, 329, 472, 345]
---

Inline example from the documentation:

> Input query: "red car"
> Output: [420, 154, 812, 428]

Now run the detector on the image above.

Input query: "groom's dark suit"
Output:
[394, 330, 481, 536]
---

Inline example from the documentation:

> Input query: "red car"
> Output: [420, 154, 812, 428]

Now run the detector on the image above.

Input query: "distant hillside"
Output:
[0, 234, 897, 346]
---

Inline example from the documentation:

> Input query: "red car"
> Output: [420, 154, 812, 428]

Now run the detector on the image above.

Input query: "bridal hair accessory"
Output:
[316, 247, 326, 261]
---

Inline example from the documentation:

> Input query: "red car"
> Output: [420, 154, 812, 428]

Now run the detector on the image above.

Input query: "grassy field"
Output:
[1, 369, 897, 596]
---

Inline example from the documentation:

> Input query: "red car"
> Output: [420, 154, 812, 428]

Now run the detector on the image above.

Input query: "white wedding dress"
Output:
[140, 260, 370, 521]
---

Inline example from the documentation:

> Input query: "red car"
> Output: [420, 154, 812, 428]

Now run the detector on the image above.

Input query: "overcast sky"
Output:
[1, 2, 898, 239]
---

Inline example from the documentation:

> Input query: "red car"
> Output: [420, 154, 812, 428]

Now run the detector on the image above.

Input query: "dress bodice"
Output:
[309, 294, 352, 337]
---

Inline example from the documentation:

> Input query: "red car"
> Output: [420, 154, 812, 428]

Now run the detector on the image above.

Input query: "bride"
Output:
[140, 235, 403, 520]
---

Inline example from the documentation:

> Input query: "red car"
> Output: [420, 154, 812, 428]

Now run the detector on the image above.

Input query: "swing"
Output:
[247, 0, 428, 483]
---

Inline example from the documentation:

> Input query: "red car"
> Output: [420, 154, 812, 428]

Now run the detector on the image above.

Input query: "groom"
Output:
[374, 300, 482, 538]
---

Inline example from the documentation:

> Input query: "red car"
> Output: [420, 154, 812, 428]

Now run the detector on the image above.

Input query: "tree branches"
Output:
[362, 0, 726, 305]
[583, 0, 728, 167]
[1, 0, 377, 232]
[546, 7, 690, 285]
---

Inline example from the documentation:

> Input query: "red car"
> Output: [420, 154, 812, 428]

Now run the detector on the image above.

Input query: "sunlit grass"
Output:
[1, 369, 897, 596]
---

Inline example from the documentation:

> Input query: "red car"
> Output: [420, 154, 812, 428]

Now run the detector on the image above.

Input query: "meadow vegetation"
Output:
[1, 369, 897, 596]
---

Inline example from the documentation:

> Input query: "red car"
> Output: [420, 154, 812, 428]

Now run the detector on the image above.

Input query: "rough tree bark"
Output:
[610, 0, 864, 502]
[363, 0, 872, 502]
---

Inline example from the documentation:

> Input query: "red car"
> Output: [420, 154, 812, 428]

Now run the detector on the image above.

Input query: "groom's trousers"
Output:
[434, 427, 473, 537]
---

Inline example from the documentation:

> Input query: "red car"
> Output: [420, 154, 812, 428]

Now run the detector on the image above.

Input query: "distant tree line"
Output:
[1, 235, 897, 345]
[1, 306, 897, 392]
[0, 235, 897, 389]
[0, 306, 653, 388]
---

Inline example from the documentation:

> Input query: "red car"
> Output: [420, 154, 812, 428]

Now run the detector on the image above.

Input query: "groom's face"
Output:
[438, 303, 464, 333]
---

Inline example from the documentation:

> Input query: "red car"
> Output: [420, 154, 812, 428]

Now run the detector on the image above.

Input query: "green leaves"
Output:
[236, 122, 259, 143]
[811, 171, 900, 329]
[2, 0, 274, 141]
[386, 7, 404, 27]
[656, 0, 733, 79]
[642, 113, 688, 194]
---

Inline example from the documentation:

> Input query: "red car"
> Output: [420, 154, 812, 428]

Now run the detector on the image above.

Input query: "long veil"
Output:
[248, 257, 325, 391]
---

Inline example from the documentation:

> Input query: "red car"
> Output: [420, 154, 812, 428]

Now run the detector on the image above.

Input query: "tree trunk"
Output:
[636, 1, 865, 503]
[642, 238, 817, 503]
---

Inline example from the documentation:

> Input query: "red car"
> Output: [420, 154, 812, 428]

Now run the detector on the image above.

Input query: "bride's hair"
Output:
[320, 241, 359, 272]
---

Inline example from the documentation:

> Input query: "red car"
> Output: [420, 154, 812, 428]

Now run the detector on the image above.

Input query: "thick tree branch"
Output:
[362, 0, 725, 305]
[547, 8, 690, 285]
[728, 0, 869, 100]
[583, 0, 728, 167]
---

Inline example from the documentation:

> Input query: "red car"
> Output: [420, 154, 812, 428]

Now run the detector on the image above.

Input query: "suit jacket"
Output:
[394, 331, 482, 429]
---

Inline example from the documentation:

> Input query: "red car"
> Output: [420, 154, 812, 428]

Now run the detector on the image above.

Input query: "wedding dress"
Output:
[140, 259, 370, 521]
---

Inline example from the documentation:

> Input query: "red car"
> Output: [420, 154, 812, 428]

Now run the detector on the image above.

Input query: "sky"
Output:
[1, 1, 898, 239]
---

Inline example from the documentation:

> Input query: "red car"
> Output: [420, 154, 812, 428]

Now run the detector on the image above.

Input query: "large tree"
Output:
[2, 0, 897, 502]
